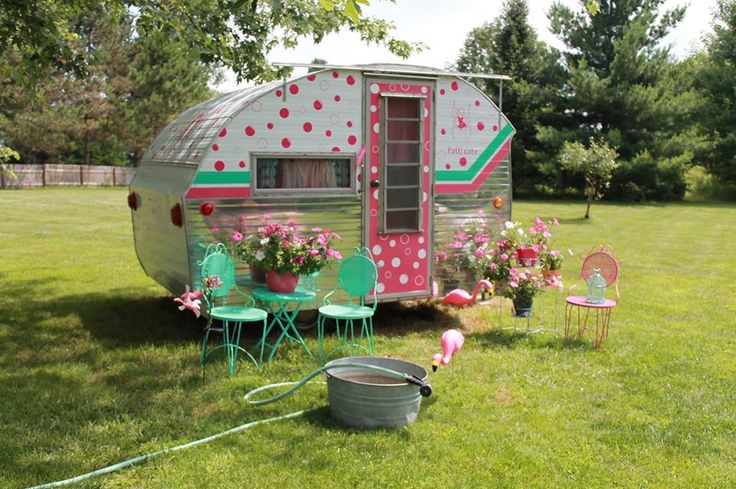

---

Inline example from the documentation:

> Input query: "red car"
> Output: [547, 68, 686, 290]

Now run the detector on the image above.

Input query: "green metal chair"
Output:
[199, 243, 268, 375]
[317, 247, 378, 361]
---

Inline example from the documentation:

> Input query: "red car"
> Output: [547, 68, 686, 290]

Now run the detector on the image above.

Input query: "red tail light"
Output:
[170, 203, 183, 227]
[127, 191, 138, 210]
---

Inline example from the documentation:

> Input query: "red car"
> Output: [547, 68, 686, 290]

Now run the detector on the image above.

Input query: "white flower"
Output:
[260, 238, 269, 245]
[504, 221, 515, 229]
[255, 250, 265, 261]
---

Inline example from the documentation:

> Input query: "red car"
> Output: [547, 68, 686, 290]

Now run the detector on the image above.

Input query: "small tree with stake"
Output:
[559, 138, 618, 219]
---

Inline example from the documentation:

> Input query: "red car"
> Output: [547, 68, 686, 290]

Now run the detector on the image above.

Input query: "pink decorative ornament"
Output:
[174, 285, 204, 318]
[441, 279, 493, 308]
[431, 329, 465, 371]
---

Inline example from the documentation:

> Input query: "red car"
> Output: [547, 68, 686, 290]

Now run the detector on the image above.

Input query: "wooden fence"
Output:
[1, 164, 136, 188]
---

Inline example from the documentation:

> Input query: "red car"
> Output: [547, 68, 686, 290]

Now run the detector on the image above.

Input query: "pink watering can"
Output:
[431, 329, 465, 372]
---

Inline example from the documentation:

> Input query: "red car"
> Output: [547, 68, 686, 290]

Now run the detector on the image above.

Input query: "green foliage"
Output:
[0, 144, 19, 178]
[543, 0, 698, 201]
[697, 0, 736, 184]
[455, 0, 567, 195]
[0, 7, 214, 166]
[559, 138, 618, 217]
[4, 188, 736, 487]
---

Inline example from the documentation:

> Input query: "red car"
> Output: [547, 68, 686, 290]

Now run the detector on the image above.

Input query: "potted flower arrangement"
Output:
[539, 249, 564, 279]
[440, 215, 494, 281]
[503, 267, 544, 317]
[234, 223, 342, 292]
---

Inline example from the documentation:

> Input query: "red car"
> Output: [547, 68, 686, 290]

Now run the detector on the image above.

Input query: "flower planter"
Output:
[517, 247, 539, 267]
[266, 271, 300, 293]
[542, 269, 561, 280]
[250, 266, 267, 283]
[513, 298, 533, 317]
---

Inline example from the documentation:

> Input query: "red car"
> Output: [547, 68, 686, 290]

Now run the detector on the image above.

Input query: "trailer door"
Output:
[364, 79, 434, 300]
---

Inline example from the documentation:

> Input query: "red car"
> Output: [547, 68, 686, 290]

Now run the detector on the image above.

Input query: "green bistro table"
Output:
[253, 287, 315, 362]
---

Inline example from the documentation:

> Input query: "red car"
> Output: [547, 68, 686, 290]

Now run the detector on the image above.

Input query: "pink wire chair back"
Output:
[581, 249, 619, 286]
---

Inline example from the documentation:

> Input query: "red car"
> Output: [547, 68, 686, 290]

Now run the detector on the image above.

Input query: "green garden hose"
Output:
[27, 362, 431, 488]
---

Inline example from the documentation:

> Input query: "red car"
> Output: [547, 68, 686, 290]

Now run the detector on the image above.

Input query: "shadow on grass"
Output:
[467, 327, 594, 351]
[373, 301, 464, 336]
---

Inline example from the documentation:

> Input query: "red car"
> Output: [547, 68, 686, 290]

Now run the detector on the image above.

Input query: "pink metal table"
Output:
[564, 296, 617, 349]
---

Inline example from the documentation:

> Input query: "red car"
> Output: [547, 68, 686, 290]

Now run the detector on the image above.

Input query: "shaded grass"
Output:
[1, 188, 736, 488]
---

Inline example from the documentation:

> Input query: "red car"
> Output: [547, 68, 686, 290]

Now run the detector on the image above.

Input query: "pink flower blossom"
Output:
[509, 281, 518, 288]
[501, 253, 509, 262]
[294, 255, 305, 265]
[327, 249, 342, 259]
[232, 231, 243, 242]
[312, 227, 322, 232]
[489, 262, 498, 270]
[453, 241, 464, 249]
[309, 249, 320, 256]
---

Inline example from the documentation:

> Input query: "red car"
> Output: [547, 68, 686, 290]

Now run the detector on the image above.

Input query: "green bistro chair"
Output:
[199, 243, 268, 375]
[317, 247, 378, 361]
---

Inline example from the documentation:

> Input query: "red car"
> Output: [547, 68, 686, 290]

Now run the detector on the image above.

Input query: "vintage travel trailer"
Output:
[128, 64, 515, 305]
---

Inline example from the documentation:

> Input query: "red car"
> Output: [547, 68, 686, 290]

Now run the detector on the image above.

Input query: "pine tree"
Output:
[455, 0, 567, 194]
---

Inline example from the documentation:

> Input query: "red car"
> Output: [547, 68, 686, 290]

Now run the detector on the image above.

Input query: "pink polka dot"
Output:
[275, 89, 283, 97]
[445, 163, 451, 170]
[215, 161, 225, 171]
[440, 88, 446, 95]
[245, 126, 255, 136]
[475, 100, 480, 107]
[440, 128, 446, 135]
[346, 75, 356, 86]
[331, 146, 341, 152]
[212, 143, 219, 151]
[347, 135, 357, 145]
[493, 124, 498, 132]
[307, 74, 316, 81]
[303, 122, 313, 133]
[332, 71, 339, 79]
[451, 81, 459, 91]
[219, 128, 227, 137]
[459, 157, 467, 166]
[281, 138, 291, 148]
[313, 100, 323, 110]
[239, 161, 246, 168]
[477, 122, 485, 131]
[346, 121, 353, 128]
[289, 84, 299, 95]
[267, 122, 274, 130]
[325, 129, 332, 137]
[334, 95, 341, 102]
[279, 108, 289, 118]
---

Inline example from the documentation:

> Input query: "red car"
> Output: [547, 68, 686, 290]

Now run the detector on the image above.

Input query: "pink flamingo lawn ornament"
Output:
[441, 279, 493, 308]
[432, 329, 465, 372]
[174, 285, 204, 318]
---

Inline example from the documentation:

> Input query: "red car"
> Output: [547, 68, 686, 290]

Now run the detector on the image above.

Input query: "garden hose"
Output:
[243, 362, 433, 405]
[27, 363, 430, 489]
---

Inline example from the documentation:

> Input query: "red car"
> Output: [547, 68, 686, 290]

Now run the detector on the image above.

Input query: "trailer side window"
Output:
[381, 96, 423, 233]
[254, 157, 352, 192]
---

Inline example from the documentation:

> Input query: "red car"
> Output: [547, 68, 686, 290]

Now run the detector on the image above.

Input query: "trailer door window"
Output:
[381, 96, 423, 233]
[254, 157, 351, 192]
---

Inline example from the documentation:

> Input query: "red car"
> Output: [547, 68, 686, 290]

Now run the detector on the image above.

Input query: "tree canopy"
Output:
[0, 0, 419, 83]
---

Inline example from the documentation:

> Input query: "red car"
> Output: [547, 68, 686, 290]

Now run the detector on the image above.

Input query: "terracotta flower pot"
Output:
[266, 271, 299, 293]
[542, 269, 561, 280]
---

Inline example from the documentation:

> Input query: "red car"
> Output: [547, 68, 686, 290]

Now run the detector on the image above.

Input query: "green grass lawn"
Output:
[2, 187, 736, 488]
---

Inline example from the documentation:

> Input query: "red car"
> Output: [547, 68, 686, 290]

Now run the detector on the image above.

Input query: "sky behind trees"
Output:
[217, 0, 715, 91]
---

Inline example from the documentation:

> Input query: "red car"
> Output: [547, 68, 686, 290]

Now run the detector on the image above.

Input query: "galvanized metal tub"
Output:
[324, 356, 428, 428]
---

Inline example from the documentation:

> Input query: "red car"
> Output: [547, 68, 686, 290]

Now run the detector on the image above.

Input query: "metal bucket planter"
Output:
[325, 356, 429, 428]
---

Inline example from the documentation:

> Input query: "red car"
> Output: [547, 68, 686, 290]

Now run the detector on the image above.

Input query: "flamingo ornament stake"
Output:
[441, 279, 493, 308]
[431, 329, 465, 372]
[174, 285, 204, 318]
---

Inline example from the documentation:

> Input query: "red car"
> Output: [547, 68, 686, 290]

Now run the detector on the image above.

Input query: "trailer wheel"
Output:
[294, 309, 318, 331]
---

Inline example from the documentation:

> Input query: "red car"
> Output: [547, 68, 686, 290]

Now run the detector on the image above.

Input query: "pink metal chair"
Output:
[564, 245, 620, 348]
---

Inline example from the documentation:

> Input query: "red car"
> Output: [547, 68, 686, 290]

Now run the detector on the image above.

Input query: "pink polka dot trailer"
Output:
[128, 63, 515, 307]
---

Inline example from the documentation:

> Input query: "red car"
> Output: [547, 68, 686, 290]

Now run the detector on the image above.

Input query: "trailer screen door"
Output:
[365, 80, 433, 300]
